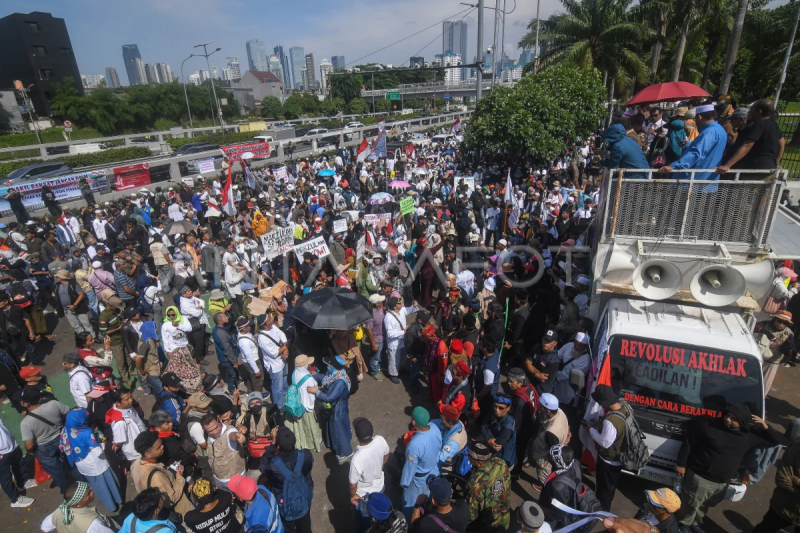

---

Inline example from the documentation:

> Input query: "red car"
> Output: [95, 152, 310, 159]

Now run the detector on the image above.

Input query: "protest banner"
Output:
[399, 196, 415, 215]
[0, 170, 108, 214]
[344, 210, 360, 222]
[274, 166, 288, 181]
[333, 218, 348, 233]
[454, 175, 476, 194]
[113, 163, 150, 191]
[356, 235, 366, 260]
[294, 236, 330, 261]
[363, 213, 391, 230]
[181, 177, 195, 186]
[220, 142, 270, 162]
[197, 158, 216, 173]
[260, 224, 296, 259]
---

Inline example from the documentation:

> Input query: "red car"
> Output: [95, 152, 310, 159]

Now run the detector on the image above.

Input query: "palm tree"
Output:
[518, 0, 655, 96]
[719, 0, 749, 95]
[697, 0, 734, 90]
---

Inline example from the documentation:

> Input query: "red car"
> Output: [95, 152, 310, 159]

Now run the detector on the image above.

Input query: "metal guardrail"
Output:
[361, 79, 515, 97]
[599, 168, 785, 250]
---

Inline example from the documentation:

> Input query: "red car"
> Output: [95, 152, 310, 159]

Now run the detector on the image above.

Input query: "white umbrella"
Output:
[241, 152, 255, 160]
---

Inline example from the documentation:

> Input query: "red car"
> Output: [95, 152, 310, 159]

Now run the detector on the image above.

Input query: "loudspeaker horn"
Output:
[689, 265, 746, 307]
[732, 260, 775, 300]
[605, 244, 639, 273]
[632, 259, 683, 300]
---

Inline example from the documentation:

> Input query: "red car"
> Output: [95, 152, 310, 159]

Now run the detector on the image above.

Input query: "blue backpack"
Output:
[284, 374, 312, 418]
[274, 451, 313, 521]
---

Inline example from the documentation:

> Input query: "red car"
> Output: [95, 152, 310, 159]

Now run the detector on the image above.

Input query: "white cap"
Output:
[695, 103, 715, 114]
[540, 393, 559, 410]
[91, 261, 102, 268]
[576, 274, 590, 285]
[369, 294, 386, 304]
[498, 239, 508, 246]
[575, 332, 590, 345]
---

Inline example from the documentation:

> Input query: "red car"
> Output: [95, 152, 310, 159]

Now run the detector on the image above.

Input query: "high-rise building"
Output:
[304, 54, 316, 92]
[273, 45, 292, 87]
[268, 55, 284, 84]
[144, 63, 160, 84]
[246, 39, 269, 72]
[105, 67, 120, 88]
[212, 66, 218, 79]
[225, 57, 241, 80]
[131, 57, 147, 86]
[442, 21, 468, 80]
[156, 63, 172, 84]
[331, 56, 345, 71]
[410, 56, 425, 68]
[122, 44, 144, 85]
[319, 58, 333, 91]
[188, 73, 200, 85]
[518, 49, 535, 68]
[502, 63, 523, 82]
[198, 69, 209, 83]
[93, 74, 105, 86]
[80, 75, 93, 88]
[289, 47, 305, 90]
[0, 12, 84, 116]
[221, 68, 232, 81]
[433, 51, 462, 85]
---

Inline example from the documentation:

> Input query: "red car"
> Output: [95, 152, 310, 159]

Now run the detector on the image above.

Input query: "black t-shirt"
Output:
[732, 119, 783, 170]
[527, 344, 560, 394]
[414, 500, 471, 533]
[183, 490, 242, 533]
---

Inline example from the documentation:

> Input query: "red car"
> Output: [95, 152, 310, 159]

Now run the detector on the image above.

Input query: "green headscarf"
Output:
[59, 481, 89, 524]
[163, 305, 184, 323]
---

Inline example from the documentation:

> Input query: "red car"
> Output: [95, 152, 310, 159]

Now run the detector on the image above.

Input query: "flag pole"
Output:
[503, 167, 510, 238]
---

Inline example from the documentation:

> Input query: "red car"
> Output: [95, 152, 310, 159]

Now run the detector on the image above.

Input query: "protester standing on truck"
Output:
[675, 403, 787, 533]
[755, 310, 796, 396]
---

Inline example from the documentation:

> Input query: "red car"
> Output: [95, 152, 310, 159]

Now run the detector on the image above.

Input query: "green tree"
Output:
[373, 99, 392, 113]
[262, 96, 283, 119]
[330, 73, 364, 103]
[463, 64, 606, 161]
[347, 98, 369, 115]
[283, 96, 304, 119]
[520, 0, 654, 95]
[319, 99, 339, 116]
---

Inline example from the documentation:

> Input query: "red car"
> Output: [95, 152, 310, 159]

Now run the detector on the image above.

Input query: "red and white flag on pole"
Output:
[378, 119, 385, 131]
[356, 138, 370, 163]
[417, 159, 426, 169]
[451, 118, 461, 133]
[221, 167, 237, 216]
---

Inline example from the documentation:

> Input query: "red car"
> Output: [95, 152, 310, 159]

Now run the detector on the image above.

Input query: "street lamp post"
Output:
[194, 41, 224, 134]
[180, 54, 196, 132]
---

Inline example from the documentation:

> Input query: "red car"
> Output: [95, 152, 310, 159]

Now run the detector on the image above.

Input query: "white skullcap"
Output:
[91, 261, 102, 268]
[695, 104, 715, 114]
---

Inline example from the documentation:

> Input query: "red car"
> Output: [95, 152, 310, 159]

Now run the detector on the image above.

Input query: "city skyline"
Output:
[0, 0, 544, 89]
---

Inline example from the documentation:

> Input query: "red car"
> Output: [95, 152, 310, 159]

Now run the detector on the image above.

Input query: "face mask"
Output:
[250, 404, 263, 414]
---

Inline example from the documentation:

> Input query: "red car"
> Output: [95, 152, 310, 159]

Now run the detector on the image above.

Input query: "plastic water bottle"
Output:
[673, 478, 682, 494]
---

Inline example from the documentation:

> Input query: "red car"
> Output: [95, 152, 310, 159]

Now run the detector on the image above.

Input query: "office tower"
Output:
[246, 39, 269, 72]
[273, 45, 292, 87]
[433, 51, 462, 85]
[301, 69, 308, 91]
[331, 56, 345, 70]
[144, 63, 160, 84]
[289, 47, 305, 90]
[212, 66, 218, 79]
[268, 55, 285, 84]
[80, 75, 93, 88]
[319, 58, 333, 91]
[442, 21, 468, 79]
[188, 73, 200, 85]
[410, 56, 425, 68]
[198, 69, 209, 83]
[518, 49, 535, 68]
[122, 44, 144, 85]
[221, 68, 232, 81]
[304, 54, 316, 92]
[105, 67, 120, 88]
[226, 57, 241, 79]
[131, 57, 147, 86]
[156, 63, 172, 84]
[93, 74, 105, 86]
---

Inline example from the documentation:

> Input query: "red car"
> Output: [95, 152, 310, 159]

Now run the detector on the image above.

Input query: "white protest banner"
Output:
[0, 170, 108, 214]
[197, 158, 216, 173]
[294, 236, 330, 261]
[274, 166, 288, 181]
[344, 210, 360, 222]
[333, 218, 348, 233]
[260, 224, 296, 259]
[356, 235, 366, 260]
[363, 213, 391, 230]
[454, 175, 476, 194]
[181, 177, 195, 186]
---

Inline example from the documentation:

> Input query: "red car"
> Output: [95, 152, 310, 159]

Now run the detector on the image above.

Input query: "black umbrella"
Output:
[292, 287, 372, 330]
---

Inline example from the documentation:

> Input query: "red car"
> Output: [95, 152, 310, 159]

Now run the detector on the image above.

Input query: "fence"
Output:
[778, 113, 800, 180]
[599, 169, 785, 250]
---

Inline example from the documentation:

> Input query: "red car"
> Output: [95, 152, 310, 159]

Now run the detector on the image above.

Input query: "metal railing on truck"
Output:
[597, 168, 785, 252]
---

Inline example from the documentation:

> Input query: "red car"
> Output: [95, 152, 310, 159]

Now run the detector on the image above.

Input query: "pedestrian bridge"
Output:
[361, 79, 516, 100]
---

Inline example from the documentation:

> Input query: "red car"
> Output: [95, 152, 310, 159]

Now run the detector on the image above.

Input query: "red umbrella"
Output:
[625, 82, 711, 106]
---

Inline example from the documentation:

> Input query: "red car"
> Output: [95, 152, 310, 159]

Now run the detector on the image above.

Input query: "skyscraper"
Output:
[246, 39, 269, 72]
[268, 55, 284, 84]
[198, 69, 209, 83]
[410, 56, 425, 68]
[442, 21, 468, 79]
[319, 58, 333, 91]
[304, 54, 316, 92]
[122, 44, 143, 85]
[131, 57, 147, 86]
[518, 49, 535, 68]
[105, 67, 120, 88]
[331, 56, 345, 70]
[144, 63, 160, 84]
[226, 57, 241, 79]
[274, 45, 292, 87]
[289, 47, 305, 90]
[433, 51, 462, 85]
[156, 63, 172, 84]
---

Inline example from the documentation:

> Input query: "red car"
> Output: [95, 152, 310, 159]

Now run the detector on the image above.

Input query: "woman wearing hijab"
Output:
[61, 410, 123, 513]
[284, 354, 322, 452]
[161, 306, 204, 393]
[315, 355, 353, 463]
[666, 119, 687, 165]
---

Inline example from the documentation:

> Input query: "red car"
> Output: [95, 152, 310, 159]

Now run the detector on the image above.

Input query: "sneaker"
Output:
[389, 376, 400, 384]
[371, 371, 385, 381]
[531, 481, 543, 491]
[23, 479, 37, 490]
[11, 496, 34, 507]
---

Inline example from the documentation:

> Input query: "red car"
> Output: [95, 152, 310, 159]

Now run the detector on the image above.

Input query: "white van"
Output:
[252, 135, 274, 144]
[68, 143, 107, 155]
[583, 298, 764, 487]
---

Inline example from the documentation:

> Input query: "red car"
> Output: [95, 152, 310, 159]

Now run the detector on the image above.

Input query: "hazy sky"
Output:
[4, 0, 553, 84]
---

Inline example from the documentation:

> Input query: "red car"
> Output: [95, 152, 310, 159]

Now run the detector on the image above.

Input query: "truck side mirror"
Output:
[570, 368, 585, 392]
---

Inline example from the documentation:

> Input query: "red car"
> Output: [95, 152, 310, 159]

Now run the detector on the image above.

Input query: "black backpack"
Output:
[179, 414, 204, 455]
[550, 472, 603, 533]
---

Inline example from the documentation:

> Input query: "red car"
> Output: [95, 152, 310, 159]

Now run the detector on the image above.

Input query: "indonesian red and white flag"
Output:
[221, 167, 237, 216]
[356, 138, 370, 163]
[378, 119, 385, 131]
[451, 118, 461, 132]
[417, 159, 426, 169]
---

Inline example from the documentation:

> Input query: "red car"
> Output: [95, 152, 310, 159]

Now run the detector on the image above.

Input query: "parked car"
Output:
[5, 162, 72, 185]
[252, 135, 274, 144]
[344, 121, 365, 129]
[303, 128, 328, 137]
[173, 142, 218, 156]
[68, 143, 108, 155]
